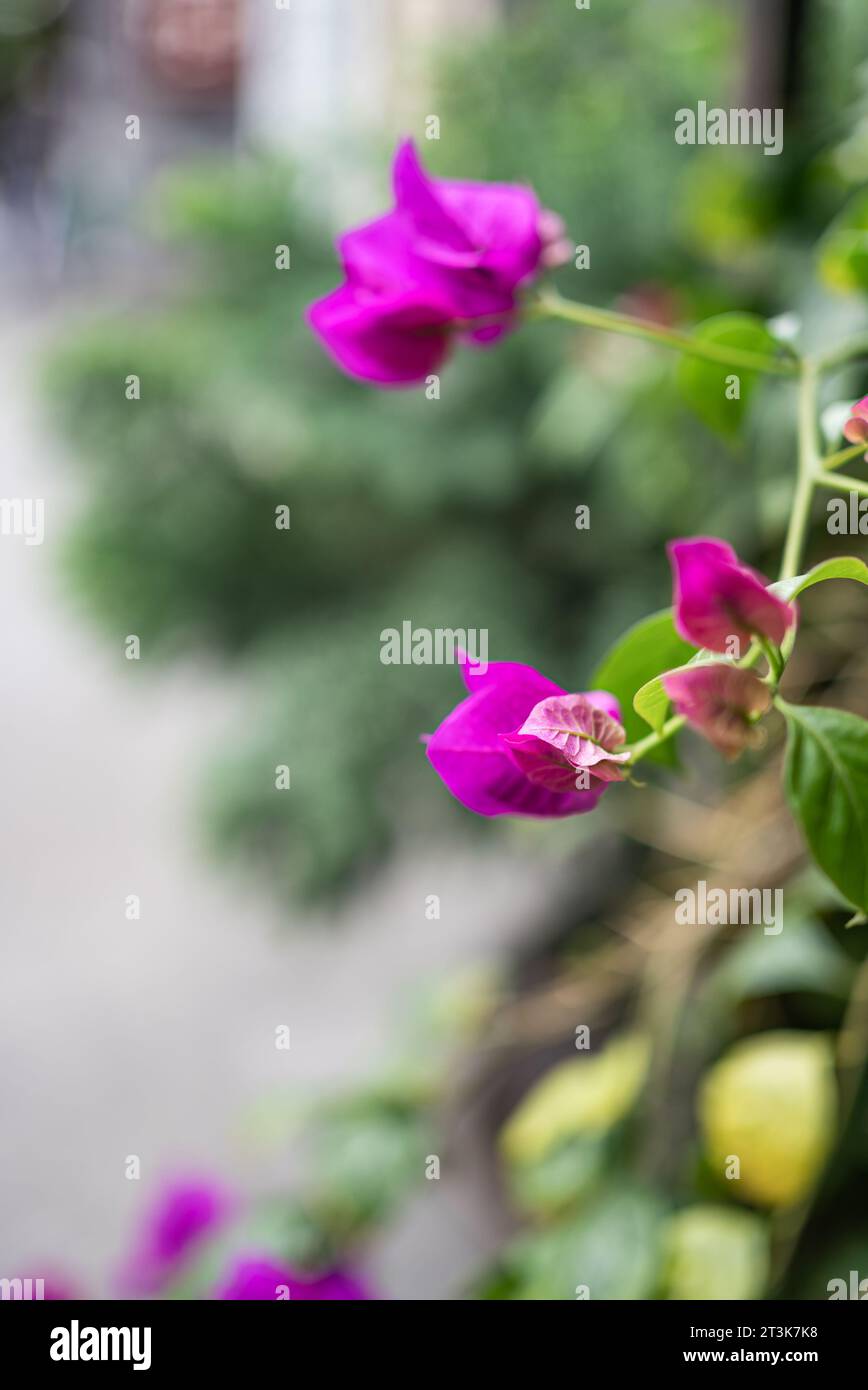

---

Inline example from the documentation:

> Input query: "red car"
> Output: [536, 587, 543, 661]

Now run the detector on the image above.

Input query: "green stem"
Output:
[779, 360, 820, 581]
[813, 470, 868, 498]
[625, 714, 685, 766]
[535, 290, 799, 377]
[821, 439, 868, 472]
[758, 636, 784, 685]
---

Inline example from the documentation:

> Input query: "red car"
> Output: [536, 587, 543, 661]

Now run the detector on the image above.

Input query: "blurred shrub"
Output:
[480, 1183, 664, 1300]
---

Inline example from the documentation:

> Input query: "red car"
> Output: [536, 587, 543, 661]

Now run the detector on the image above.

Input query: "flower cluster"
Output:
[662, 538, 794, 761]
[424, 539, 795, 817]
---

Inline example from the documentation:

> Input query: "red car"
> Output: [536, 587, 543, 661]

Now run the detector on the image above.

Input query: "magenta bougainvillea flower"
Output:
[424, 657, 627, 818]
[668, 538, 795, 654]
[215, 1256, 370, 1301]
[308, 140, 557, 384]
[118, 1178, 234, 1294]
[663, 664, 772, 759]
[843, 395, 868, 452]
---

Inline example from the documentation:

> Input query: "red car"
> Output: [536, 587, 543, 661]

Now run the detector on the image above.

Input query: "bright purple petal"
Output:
[427, 664, 619, 818]
[459, 657, 564, 700]
[668, 537, 795, 654]
[338, 210, 421, 291]
[392, 139, 477, 266]
[307, 284, 453, 385]
[393, 140, 542, 288]
[437, 178, 542, 288]
[426, 730, 607, 815]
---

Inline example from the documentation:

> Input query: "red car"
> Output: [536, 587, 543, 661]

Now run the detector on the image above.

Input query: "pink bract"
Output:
[663, 663, 771, 759]
[424, 658, 625, 818]
[843, 395, 868, 447]
[668, 537, 795, 654]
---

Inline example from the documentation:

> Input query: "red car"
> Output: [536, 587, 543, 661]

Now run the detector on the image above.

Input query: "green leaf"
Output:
[592, 609, 695, 752]
[312, 1106, 429, 1225]
[507, 1133, 610, 1218]
[633, 670, 675, 733]
[817, 190, 868, 294]
[769, 555, 868, 603]
[677, 313, 778, 439]
[507, 1185, 664, 1300]
[781, 702, 868, 913]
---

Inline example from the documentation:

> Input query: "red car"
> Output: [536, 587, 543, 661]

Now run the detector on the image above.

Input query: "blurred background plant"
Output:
[3, 0, 868, 1299]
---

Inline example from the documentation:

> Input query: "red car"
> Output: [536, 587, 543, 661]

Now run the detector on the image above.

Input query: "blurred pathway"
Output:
[0, 313, 547, 1298]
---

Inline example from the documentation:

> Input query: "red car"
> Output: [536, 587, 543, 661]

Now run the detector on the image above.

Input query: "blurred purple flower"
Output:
[308, 140, 554, 384]
[118, 1177, 234, 1295]
[668, 537, 795, 655]
[663, 664, 771, 759]
[43, 1274, 84, 1300]
[424, 657, 625, 818]
[215, 1255, 370, 1301]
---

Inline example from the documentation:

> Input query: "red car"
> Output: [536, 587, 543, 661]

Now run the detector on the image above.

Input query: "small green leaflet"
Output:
[633, 669, 675, 733]
[769, 556, 868, 603]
